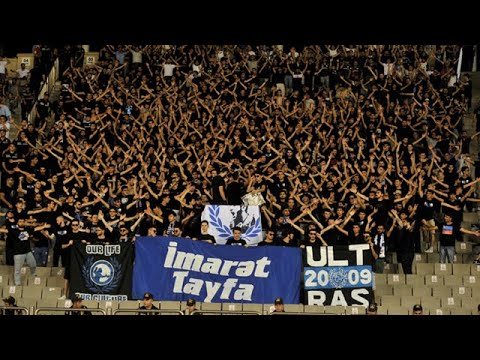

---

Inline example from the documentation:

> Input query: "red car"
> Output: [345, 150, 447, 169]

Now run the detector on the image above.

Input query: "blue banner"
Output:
[133, 237, 301, 304]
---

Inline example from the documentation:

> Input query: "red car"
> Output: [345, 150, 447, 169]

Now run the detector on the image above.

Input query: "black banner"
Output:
[70, 242, 134, 301]
[303, 244, 374, 306]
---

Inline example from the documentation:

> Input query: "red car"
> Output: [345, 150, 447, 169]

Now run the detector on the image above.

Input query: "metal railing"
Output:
[0, 306, 29, 315]
[270, 311, 336, 315]
[35, 307, 106, 315]
[113, 308, 183, 315]
[189, 309, 262, 315]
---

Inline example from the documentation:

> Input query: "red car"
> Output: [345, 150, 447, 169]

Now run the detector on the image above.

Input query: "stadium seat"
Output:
[200, 302, 222, 314]
[432, 287, 453, 298]
[434, 263, 452, 275]
[440, 297, 461, 308]
[377, 306, 388, 315]
[450, 308, 472, 315]
[463, 212, 478, 223]
[46, 276, 64, 287]
[117, 300, 141, 315]
[428, 308, 451, 315]
[374, 273, 387, 286]
[27, 277, 47, 287]
[380, 295, 400, 307]
[221, 303, 243, 313]
[50, 267, 65, 277]
[160, 301, 181, 310]
[416, 263, 434, 275]
[16, 298, 36, 312]
[471, 264, 480, 276]
[459, 297, 479, 311]
[444, 275, 463, 287]
[374, 284, 393, 296]
[456, 242, 472, 254]
[35, 267, 52, 278]
[36, 299, 59, 315]
[425, 275, 444, 286]
[81, 300, 99, 311]
[421, 297, 441, 309]
[400, 296, 421, 308]
[0, 275, 10, 286]
[471, 287, 480, 298]
[387, 306, 409, 315]
[324, 306, 346, 315]
[301, 305, 323, 314]
[406, 274, 425, 287]
[0, 265, 13, 275]
[393, 285, 413, 296]
[454, 286, 472, 298]
[98, 301, 120, 313]
[426, 253, 440, 263]
[383, 263, 399, 274]
[345, 306, 365, 315]
[3, 285, 22, 298]
[452, 264, 471, 275]
[284, 304, 304, 313]
[387, 274, 405, 285]
[242, 303, 263, 315]
[41, 287, 62, 299]
[413, 286, 432, 298]
[463, 275, 479, 287]
[413, 253, 426, 263]
[22, 286, 42, 299]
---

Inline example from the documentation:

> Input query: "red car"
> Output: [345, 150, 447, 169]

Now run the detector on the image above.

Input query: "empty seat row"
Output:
[0, 275, 65, 287]
[0, 266, 65, 277]
[1, 286, 63, 299]
[376, 284, 479, 298]
[379, 294, 480, 310]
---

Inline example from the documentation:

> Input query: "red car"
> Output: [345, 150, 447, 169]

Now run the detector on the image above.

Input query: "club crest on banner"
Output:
[202, 205, 262, 245]
[82, 257, 122, 293]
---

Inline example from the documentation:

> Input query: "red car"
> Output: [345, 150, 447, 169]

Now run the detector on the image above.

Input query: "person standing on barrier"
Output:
[138, 292, 158, 315]
[0, 218, 48, 285]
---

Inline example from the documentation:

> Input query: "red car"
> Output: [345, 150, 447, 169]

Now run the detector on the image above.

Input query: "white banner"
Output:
[201, 205, 263, 245]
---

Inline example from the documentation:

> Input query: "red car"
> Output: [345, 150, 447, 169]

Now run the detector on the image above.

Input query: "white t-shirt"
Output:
[0, 61, 7, 74]
[131, 50, 142, 64]
[17, 68, 29, 78]
[163, 64, 176, 77]
[0, 121, 11, 139]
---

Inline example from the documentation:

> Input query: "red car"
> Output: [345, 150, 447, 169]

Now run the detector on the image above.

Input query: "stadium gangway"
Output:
[0, 305, 29, 315]
[189, 310, 262, 315]
[113, 308, 184, 315]
[35, 307, 107, 315]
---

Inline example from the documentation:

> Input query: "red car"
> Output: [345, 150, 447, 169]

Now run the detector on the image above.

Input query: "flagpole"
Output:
[457, 46, 463, 82]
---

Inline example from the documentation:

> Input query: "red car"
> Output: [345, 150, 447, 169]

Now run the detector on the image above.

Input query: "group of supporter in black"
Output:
[1, 44, 480, 281]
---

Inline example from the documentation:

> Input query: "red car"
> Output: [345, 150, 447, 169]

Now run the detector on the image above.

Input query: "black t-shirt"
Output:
[418, 196, 440, 221]
[51, 224, 70, 250]
[225, 237, 247, 246]
[31, 229, 50, 248]
[10, 225, 32, 255]
[212, 175, 226, 203]
[138, 304, 159, 315]
[439, 222, 461, 247]
[198, 234, 216, 244]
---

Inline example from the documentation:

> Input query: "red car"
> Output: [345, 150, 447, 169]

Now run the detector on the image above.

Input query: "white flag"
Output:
[201, 205, 263, 245]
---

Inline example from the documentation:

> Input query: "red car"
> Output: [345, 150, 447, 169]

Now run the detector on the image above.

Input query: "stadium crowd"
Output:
[1, 44, 480, 289]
